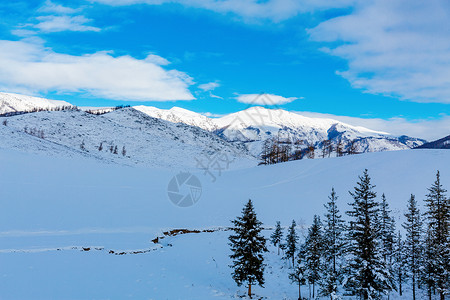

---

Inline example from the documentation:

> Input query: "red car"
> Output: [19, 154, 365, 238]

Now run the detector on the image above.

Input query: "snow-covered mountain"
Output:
[0, 107, 254, 169]
[0, 92, 427, 164]
[212, 106, 426, 156]
[135, 105, 425, 157]
[134, 105, 218, 131]
[0, 92, 73, 115]
[415, 135, 450, 149]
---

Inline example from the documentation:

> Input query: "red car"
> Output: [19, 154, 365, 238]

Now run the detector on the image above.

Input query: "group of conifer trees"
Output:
[228, 170, 449, 300]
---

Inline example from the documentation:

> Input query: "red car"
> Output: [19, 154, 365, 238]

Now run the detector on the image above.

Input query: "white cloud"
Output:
[0, 39, 194, 101]
[294, 111, 450, 141]
[34, 15, 101, 32]
[91, 0, 355, 22]
[236, 93, 299, 105]
[198, 81, 220, 91]
[309, 0, 450, 103]
[38, 0, 80, 14]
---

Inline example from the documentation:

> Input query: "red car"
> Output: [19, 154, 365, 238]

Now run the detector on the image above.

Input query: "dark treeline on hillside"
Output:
[229, 170, 449, 300]
[0, 104, 131, 117]
[259, 137, 358, 165]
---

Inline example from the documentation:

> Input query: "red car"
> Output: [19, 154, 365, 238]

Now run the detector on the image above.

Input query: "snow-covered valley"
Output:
[0, 144, 448, 299]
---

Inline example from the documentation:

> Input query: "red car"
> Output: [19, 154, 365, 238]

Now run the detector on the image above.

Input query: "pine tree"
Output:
[423, 171, 449, 300]
[420, 227, 436, 300]
[289, 247, 307, 300]
[270, 221, 283, 255]
[304, 215, 323, 298]
[344, 169, 393, 299]
[379, 193, 396, 297]
[284, 220, 299, 268]
[393, 231, 407, 297]
[321, 188, 346, 299]
[229, 199, 268, 299]
[403, 194, 423, 300]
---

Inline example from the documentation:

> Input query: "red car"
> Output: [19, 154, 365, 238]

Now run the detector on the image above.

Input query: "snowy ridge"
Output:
[0, 107, 255, 169]
[134, 105, 218, 131]
[0, 92, 72, 114]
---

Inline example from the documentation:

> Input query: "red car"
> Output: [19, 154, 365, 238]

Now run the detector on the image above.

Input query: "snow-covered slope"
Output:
[416, 135, 450, 149]
[0, 92, 72, 115]
[0, 107, 254, 169]
[134, 105, 218, 131]
[135, 105, 426, 157]
[0, 146, 447, 299]
[213, 106, 426, 156]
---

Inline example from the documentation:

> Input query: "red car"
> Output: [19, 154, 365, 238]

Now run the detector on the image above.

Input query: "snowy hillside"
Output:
[134, 105, 218, 131]
[135, 105, 426, 157]
[0, 107, 254, 169]
[0, 92, 72, 115]
[0, 147, 448, 299]
[213, 106, 426, 156]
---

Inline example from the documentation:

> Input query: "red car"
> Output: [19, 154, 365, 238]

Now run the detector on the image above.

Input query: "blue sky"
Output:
[0, 0, 449, 139]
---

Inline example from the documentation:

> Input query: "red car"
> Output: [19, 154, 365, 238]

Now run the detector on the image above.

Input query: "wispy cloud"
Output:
[11, 1, 100, 35]
[309, 0, 450, 104]
[294, 111, 450, 141]
[34, 15, 100, 33]
[91, 0, 355, 22]
[236, 93, 300, 105]
[198, 81, 220, 92]
[0, 39, 194, 101]
[38, 0, 81, 14]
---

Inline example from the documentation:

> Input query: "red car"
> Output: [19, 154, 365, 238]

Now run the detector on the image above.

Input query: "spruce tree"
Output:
[289, 247, 307, 300]
[402, 194, 422, 300]
[393, 231, 407, 297]
[380, 193, 396, 263]
[304, 215, 323, 299]
[379, 193, 396, 297]
[345, 169, 393, 299]
[284, 220, 299, 268]
[423, 170, 449, 300]
[229, 199, 268, 299]
[420, 227, 436, 300]
[321, 188, 346, 299]
[270, 221, 283, 255]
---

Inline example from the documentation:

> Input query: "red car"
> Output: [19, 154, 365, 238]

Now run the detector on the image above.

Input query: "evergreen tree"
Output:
[321, 188, 346, 299]
[289, 247, 307, 300]
[403, 194, 423, 300]
[379, 193, 396, 297]
[304, 215, 323, 298]
[420, 227, 436, 300]
[423, 171, 449, 300]
[284, 220, 299, 267]
[344, 169, 393, 299]
[393, 231, 407, 297]
[380, 194, 396, 263]
[229, 199, 268, 299]
[270, 221, 283, 255]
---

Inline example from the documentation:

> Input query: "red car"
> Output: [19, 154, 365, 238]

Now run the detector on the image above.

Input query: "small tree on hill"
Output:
[403, 194, 423, 300]
[270, 221, 283, 255]
[345, 169, 393, 299]
[289, 247, 307, 300]
[305, 215, 323, 298]
[284, 220, 299, 268]
[229, 199, 268, 299]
